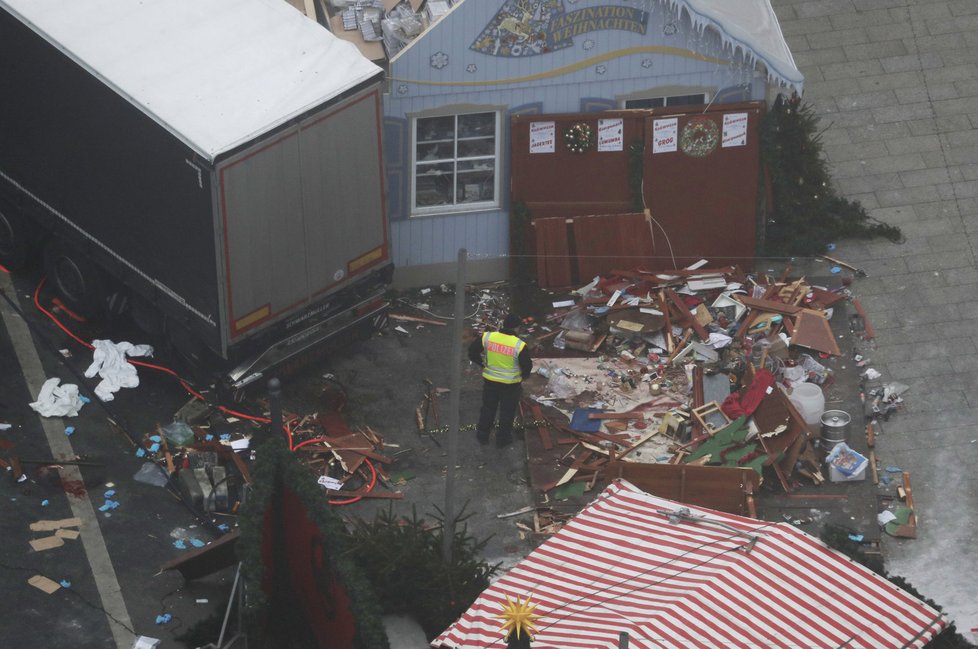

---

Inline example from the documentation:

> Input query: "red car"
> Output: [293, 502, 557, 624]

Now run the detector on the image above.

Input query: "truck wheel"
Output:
[0, 202, 44, 270]
[43, 240, 109, 318]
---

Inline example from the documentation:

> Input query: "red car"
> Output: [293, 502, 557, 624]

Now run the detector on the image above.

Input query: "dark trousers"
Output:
[477, 379, 521, 443]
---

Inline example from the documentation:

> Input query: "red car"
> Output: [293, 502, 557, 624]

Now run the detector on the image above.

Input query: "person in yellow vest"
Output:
[468, 313, 533, 448]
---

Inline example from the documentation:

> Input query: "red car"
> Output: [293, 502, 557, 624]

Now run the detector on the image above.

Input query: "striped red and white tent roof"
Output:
[434, 480, 945, 649]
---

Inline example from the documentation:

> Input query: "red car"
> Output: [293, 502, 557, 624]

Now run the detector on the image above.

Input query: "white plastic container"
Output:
[788, 382, 825, 426]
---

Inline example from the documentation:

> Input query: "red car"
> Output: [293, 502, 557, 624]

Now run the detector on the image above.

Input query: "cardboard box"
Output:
[826, 443, 868, 482]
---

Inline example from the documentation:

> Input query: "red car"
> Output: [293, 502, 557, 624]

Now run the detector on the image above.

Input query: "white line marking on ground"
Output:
[0, 272, 134, 648]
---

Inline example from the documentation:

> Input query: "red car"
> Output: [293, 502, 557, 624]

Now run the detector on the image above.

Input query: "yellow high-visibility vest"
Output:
[482, 331, 525, 384]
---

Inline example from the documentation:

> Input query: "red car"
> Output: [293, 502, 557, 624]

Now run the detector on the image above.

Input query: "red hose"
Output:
[291, 437, 377, 505]
[33, 277, 373, 504]
[0, 262, 10, 274]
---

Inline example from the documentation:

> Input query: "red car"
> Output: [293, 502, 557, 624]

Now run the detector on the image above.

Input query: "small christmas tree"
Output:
[760, 94, 901, 257]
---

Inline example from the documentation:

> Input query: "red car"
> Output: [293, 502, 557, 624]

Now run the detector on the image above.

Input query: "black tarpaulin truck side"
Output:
[0, 0, 393, 386]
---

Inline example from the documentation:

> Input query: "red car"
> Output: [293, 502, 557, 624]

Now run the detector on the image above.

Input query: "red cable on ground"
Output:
[0, 262, 10, 274]
[34, 278, 273, 425]
[291, 438, 377, 504]
[33, 278, 368, 503]
[34, 278, 93, 350]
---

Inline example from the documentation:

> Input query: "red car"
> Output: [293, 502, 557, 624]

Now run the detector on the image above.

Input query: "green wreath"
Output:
[564, 123, 593, 154]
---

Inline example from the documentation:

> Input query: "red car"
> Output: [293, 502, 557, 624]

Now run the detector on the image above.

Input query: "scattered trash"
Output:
[133, 462, 168, 487]
[64, 426, 75, 437]
[29, 378, 84, 417]
[83, 339, 153, 402]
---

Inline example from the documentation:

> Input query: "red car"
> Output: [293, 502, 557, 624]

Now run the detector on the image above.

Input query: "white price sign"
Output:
[652, 118, 678, 153]
[722, 112, 748, 148]
[597, 118, 623, 151]
[529, 121, 555, 153]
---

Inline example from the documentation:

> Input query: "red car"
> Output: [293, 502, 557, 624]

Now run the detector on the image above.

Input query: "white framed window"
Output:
[623, 93, 708, 109]
[412, 111, 500, 215]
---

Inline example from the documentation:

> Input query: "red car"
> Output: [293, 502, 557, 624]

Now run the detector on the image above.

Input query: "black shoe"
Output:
[495, 436, 513, 449]
[476, 431, 490, 445]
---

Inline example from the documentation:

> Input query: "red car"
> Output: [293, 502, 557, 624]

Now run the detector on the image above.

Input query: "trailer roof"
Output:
[2, 0, 381, 160]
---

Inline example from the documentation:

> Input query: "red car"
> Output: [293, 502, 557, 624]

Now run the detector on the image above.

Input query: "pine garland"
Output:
[237, 437, 391, 649]
[760, 94, 902, 257]
[627, 138, 646, 212]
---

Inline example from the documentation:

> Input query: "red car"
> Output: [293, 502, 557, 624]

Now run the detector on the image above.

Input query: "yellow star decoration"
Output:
[496, 594, 542, 640]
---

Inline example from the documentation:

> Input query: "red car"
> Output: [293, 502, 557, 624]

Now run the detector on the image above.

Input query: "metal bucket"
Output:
[820, 410, 851, 446]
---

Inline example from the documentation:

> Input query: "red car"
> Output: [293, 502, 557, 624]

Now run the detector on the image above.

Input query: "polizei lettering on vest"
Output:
[485, 341, 516, 355]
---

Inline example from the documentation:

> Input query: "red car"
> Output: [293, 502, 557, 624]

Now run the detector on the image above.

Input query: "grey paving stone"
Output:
[925, 14, 978, 34]
[876, 185, 942, 206]
[952, 180, 978, 198]
[950, 353, 978, 374]
[819, 60, 884, 80]
[931, 97, 978, 118]
[794, 48, 849, 68]
[794, 0, 856, 19]
[868, 205, 919, 224]
[922, 284, 978, 305]
[884, 134, 944, 155]
[822, 141, 890, 162]
[829, 7, 898, 29]
[833, 89, 900, 111]
[948, 164, 978, 182]
[921, 150, 951, 168]
[872, 102, 935, 124]
[941, 265, 978, 285]
[906, 3, 953, 20]
[880, 52, 944, 73]
[846, 121, 911, 143]
[949, 0, 978, 15]
[779, 15, 834, 36]
[900, 167, 952, 188]
[834, 172, 905, 195]
[913, 199, 960, 219]
[895, 84, 959, 105]
[857, 70, 924, 92]
[906, 252, 977, 273]
[845, 40, 909, 62]
[944, 147, 978, 165]
[927, 233, 974, 253]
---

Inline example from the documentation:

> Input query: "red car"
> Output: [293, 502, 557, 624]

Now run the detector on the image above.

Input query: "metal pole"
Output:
[619, 632, 630, 649]
[268, 377, 283, 442]
[442, 248, 466, 564]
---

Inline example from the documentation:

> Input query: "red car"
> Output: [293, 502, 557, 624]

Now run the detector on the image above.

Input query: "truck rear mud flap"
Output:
[226, 295, 388, 389]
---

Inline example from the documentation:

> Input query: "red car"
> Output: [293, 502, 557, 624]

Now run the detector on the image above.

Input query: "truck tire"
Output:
[0, 201, 44, 270]
[42, 240, 109, 319]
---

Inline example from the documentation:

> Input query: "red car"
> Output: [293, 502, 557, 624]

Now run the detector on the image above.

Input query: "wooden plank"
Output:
[325, 489, 403, 500]
[792, 310, 841, 356]
[733, 294, 803, 315]
[533, 217, 573, 289]
[664, 288, 708, 339]
[573, 212, 655, 281]
[852, 298, 876, 340]
[528, 401, 553, 450]
[613, 430, 659, 462]
[587, 412, 644, 420]
[389, 313, 447, 326]
[607, 461, 760, 516]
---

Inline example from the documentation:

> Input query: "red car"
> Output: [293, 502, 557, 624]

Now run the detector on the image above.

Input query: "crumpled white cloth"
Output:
[29, 377, 84, 417]
[84, 339, 154, 402]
